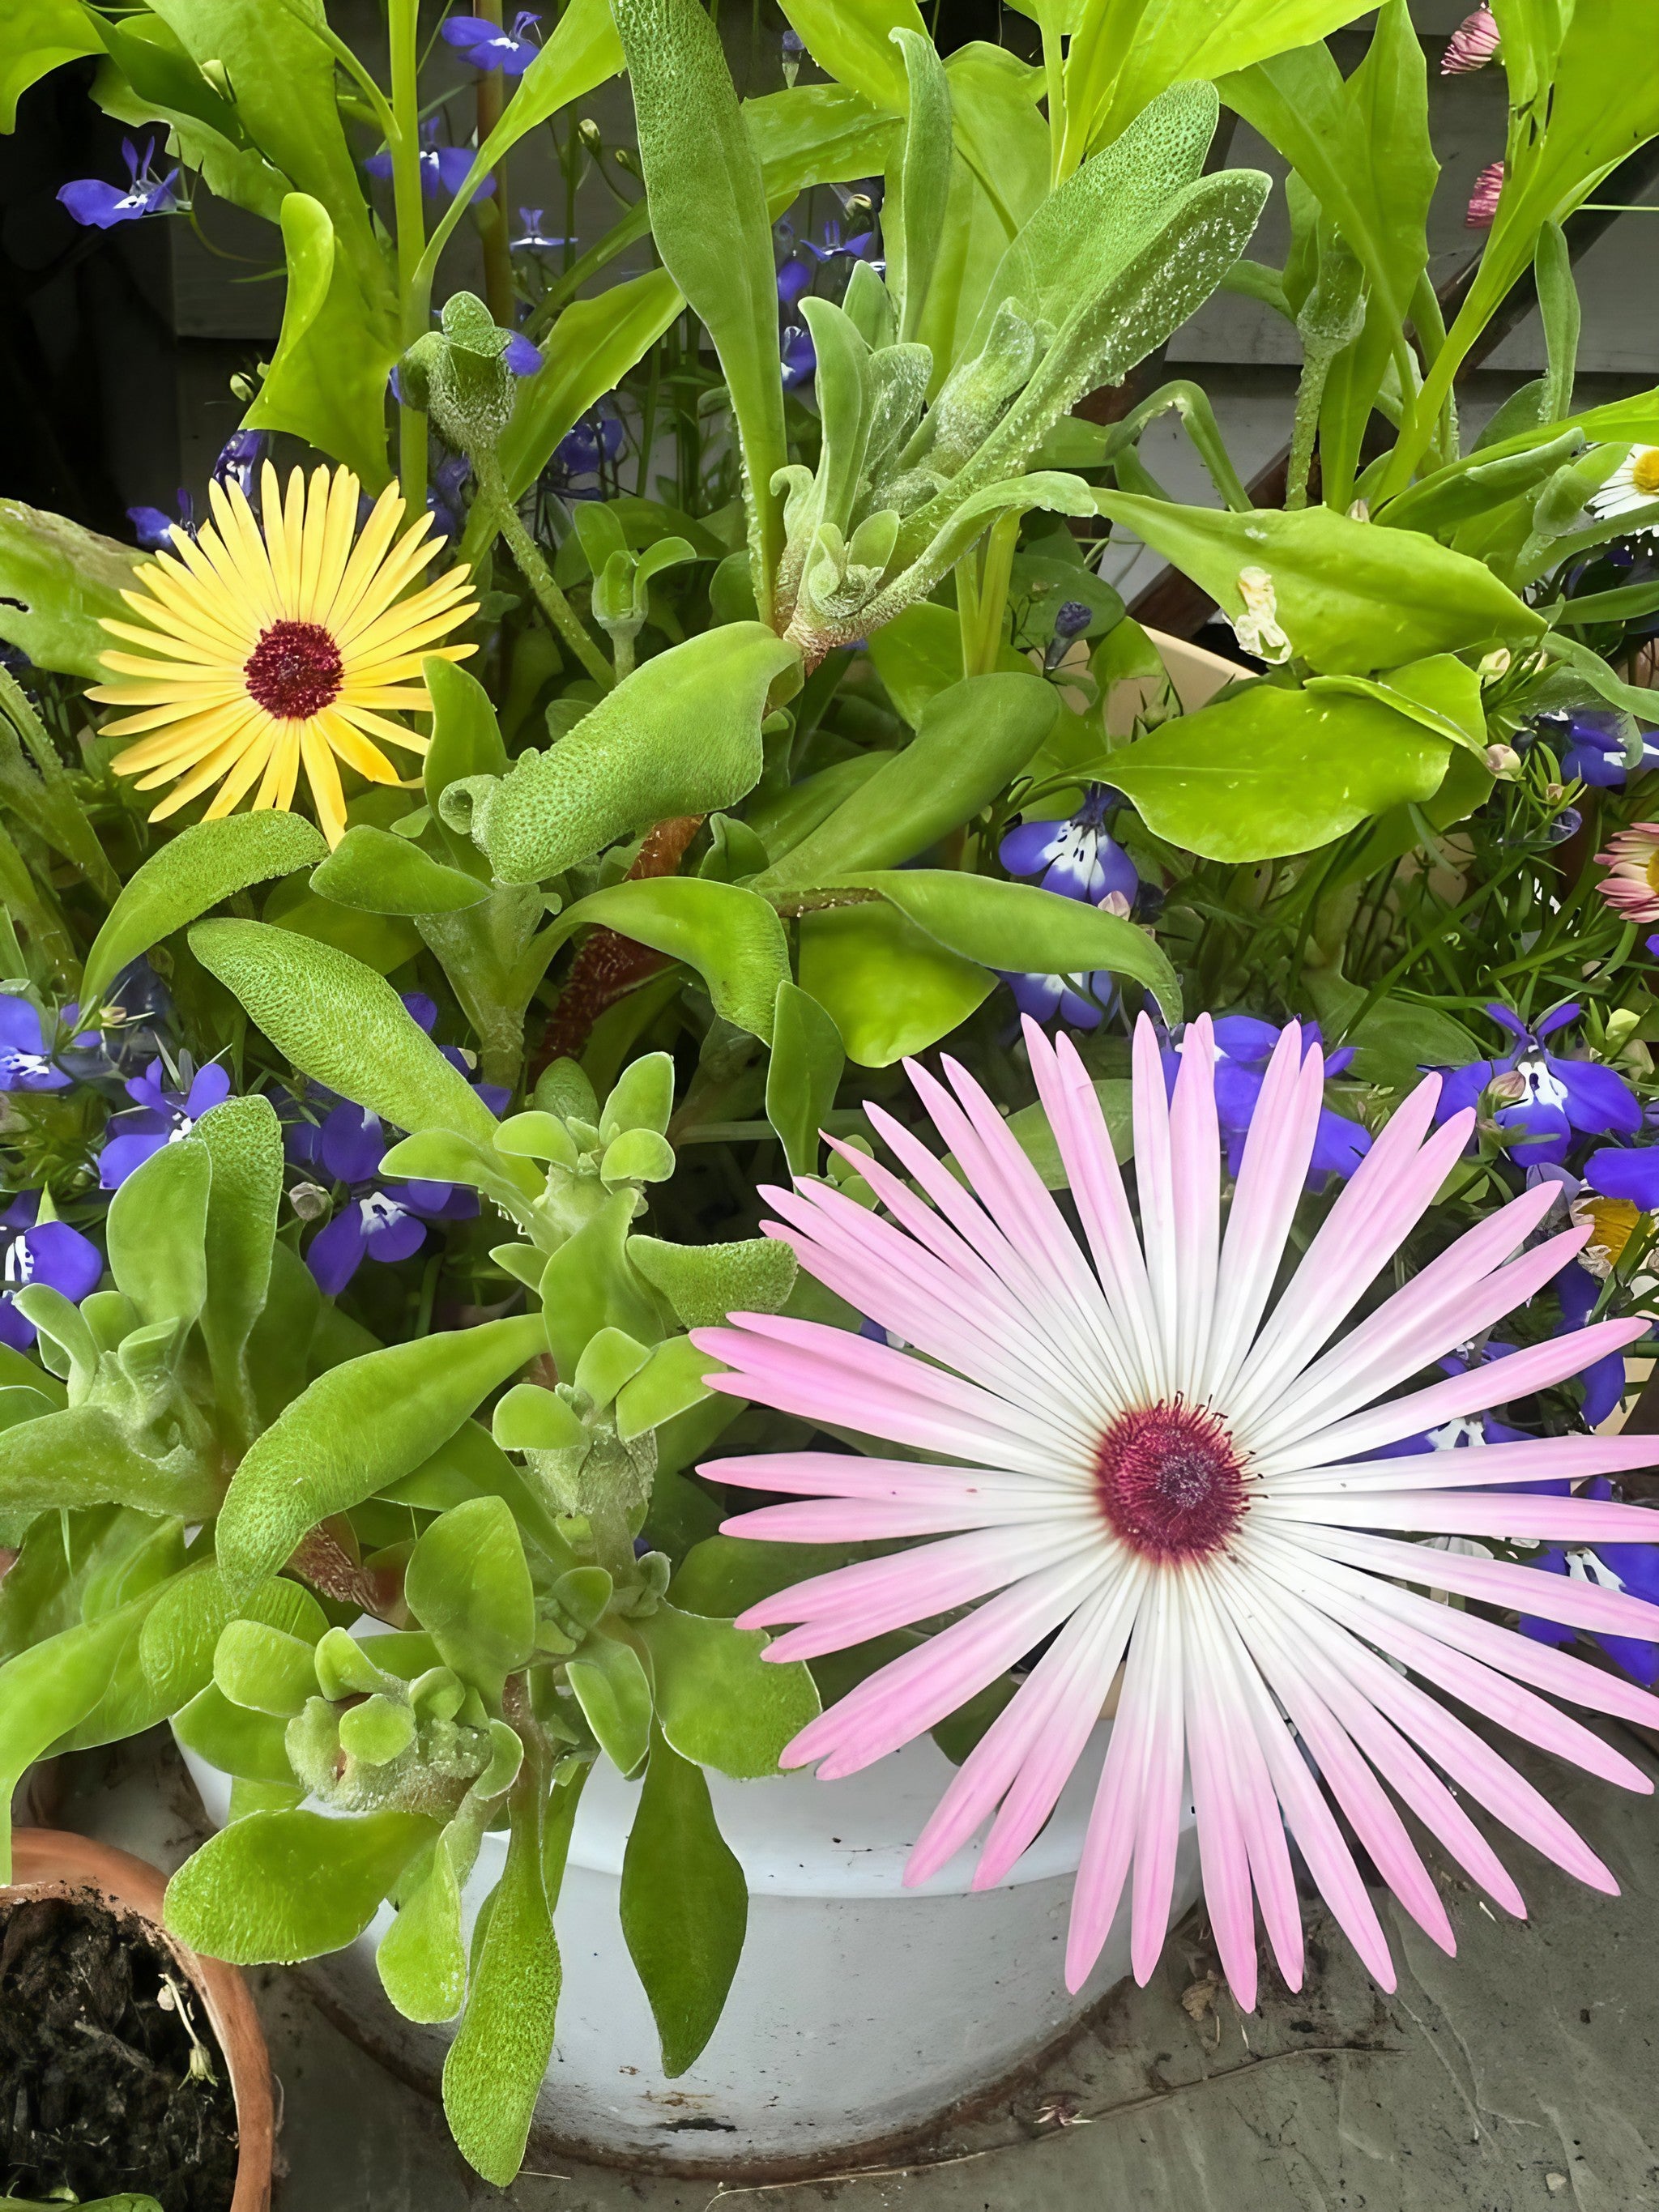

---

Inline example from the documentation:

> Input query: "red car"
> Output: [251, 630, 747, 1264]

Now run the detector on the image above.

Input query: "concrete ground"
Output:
[43, 1723, 1659, 2212]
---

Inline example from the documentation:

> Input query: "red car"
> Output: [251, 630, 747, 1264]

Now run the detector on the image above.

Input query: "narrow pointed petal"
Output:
[1207, 1026, 1323, 1398]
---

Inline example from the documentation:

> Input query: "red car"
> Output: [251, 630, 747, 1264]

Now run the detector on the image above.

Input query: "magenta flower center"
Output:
[244, 619, 344, 720]
[1096, 1402, 1246, 1563]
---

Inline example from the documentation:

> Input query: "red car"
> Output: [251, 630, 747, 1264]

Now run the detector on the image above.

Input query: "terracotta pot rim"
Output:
[2, 1828, 274, 2212]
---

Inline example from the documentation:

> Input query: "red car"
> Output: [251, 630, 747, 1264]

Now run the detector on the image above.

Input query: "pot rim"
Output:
[2, 1826, 275, 2212]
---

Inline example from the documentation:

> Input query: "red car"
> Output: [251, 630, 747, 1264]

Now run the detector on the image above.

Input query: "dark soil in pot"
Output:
[0, 1890, 239, 2211]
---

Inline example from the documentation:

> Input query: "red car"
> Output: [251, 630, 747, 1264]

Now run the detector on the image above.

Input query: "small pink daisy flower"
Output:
[1467, 159, 1505, 228]
[1596, 822, 1659, 924]
[694, 1016, 1659, 2010]
[1442, 7, 1499, 74]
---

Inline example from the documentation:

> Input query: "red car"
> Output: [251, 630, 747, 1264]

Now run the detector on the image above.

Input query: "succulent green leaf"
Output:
[620, 1729, 748, 2077]
[79, 812, 326, 1014]
[756, 671, 1056, 891]
[216, 1313, 549, 1600]
[538, 1191, 663, 1380]
[1091, 493, 1546, 675]
[766, 981, 845, 1178]
[568, 1630, 654, 1775]
[190, 919, 501, 1145]
[139, 1562, 326, 1712]
[194, 1095, 284, 1440]
[492, 1383, 586, 1454]
[441, 1775, 561, 2186]
[104, 1136, 210, 1329]
[636, 1601, 820, 1779]
[573, 1326, 652, 1410]
[0, 1405, 218, 1522]
[312, 825, 493, 916]
[1105, 685, 1453, 862]
[798, 899, 992, 1069]
[0, 1597, 152, 1876]
[600, 1127, 676, 1187]
[338, 1694, 416, 1765]
[0, 497, 143, 680]
[631, 1238, 798, 1332]
[600, 1051, 676, 1140]
[173, 1683, 297, 1784]
[777, 0, 924, 112]
[545, 877, 791, 1044]
[405, 1496, 536, 1707]
[829, 870, 1182, 1027]
[441, 625, 800, 884]
[214, 1619, 321, 1717]
[611, 0, 788, 618]
[164, 1808, 437, 1964]
[615, 1336, 719, 1443]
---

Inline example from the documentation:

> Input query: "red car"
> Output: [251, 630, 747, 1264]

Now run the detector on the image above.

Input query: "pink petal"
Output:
[1265, 1486, 1659, 1547]
[1268, 1316, 1648, 1468]
[1132, 1012, 1180, 1396]
[1264, 1431, 1659, 1496]
[1208, 1027, 1324, 1397]
[740, 1521, 1085, 1645]
[703, 1451, 1059, 1505]
[782, 1554, 1106, 1776]
[720, 1494, 1088, 1542]
[1293, 1521, 1659, 1642]
[1168, 1015, 1221, 1400]
[906, 1572, 1145, 1887]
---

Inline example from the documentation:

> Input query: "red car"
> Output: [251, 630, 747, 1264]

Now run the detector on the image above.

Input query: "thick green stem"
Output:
[474, 448, 614, 687]
[388, 0, 429, 518]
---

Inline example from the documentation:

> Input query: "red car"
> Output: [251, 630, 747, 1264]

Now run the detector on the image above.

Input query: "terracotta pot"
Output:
[2, 1829, 275, 2211]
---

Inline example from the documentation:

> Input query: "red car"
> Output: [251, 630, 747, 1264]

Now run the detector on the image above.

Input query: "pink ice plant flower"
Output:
[1594, 821, 1659, 925]
[1466, 159, 1505, 228]
[1441, 6, 1499, 73]
[692, 1014, 1659, 2010]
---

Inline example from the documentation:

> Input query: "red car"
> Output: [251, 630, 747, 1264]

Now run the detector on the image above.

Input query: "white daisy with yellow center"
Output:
[1589, 445, 1659, 526]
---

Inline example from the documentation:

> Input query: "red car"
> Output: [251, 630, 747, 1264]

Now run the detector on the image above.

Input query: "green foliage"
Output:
[620, 1730, 748, 2077]
[0, 499, 143, 680]
[164, 1807, 436, 1963]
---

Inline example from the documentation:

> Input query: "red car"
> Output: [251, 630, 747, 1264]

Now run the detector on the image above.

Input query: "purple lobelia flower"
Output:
[365, 121, 492, 202]
[502, 329, 542, 377]
[1001, 784, 1136, 906]
[781, 322, 817, 390]
[441, 11, 541, 73]
[0, 999, 74, 1093]
[99, 1059, 232, 1188]
[1166, 1016, 1372, 1183]
[289, 1102, 476, 1294]
[0, 1195, 100, 1354]
[127, 492, 195, 552]
[1431, 1003, 1642, 1167]
[1530, 706, 1657, 789]
[402, 992, 510, 1115]
[511, 207, 574, 252]
[212, 429, 269, 503]
[782, 25, 804, 85]
[1518, 1478, 1659, 1685]
[57, 136, 181, 229]
[798, 217, 880, 268]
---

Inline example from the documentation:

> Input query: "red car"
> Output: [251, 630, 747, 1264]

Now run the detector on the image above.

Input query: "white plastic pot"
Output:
[184, 1724, 1198, 2174]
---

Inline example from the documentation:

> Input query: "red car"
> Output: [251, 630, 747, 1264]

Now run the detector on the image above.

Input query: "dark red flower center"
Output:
[243, 619, 343, 720]
[1096, 1401, 1246, 1563]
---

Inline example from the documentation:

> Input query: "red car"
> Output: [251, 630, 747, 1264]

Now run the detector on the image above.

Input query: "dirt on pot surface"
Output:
[0, 1890, 238, 2211]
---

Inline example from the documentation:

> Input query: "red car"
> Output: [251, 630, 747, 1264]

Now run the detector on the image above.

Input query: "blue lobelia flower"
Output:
[1529, 705, 1658, 789]
[782, 25, 804, 84]
[1166, 1016, 1372, 1183]
[0, 1195, 101, 1353]
[1518, 1477, 1659, 1685]
[98, 1059, 232, 1188]
[402, 992, 510, 1115]
[57, 136, 181, 228]
[543, 412, 625, 499]
[0, 999, 75, 1093]
[799, 218, 880, 267]
[365, 121, 491, 202]
[427, 453, 473, 542]
[127, 491, 195, 551]
[996, 786, 1137, 1031]
[511, 207, 574, 253]
[1431, 1002, 1642, 1167]
[212, 429, 269, 503]
[441, 11, 541, 73]
[502, 329, 543, 377]
[288, 1102, 476, 1294]
[781, 322, 817, 390]
[1000, 783, 1136, 906]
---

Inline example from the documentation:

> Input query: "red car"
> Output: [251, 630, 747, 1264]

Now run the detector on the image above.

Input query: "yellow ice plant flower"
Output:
[90, 461, 478, 846]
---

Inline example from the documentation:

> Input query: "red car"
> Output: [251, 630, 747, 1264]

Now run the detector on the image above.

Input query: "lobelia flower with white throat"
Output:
[693, 1015, 1659, 2010]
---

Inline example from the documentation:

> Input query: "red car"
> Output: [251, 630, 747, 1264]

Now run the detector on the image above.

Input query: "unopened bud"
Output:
[1346, 498, 1370, 522]
[1484, 743, 1522, 779]
[578, 118, 603, 152]
[290, 1180, 331, 1222]
[1478, 647, 1512, 680]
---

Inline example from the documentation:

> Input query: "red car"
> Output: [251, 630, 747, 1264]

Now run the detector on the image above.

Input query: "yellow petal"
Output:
[322, 480, 405, 633]
[318, 707, 400, 784]
[98, 617, 238, 671]
[117, 701, 259, 776]
[334, 703, 431, 754]
[203, 723, 279, 818]
[140, 708, 265, 811]
[299, 718, 348, 846]
[307, 467, 361, 625]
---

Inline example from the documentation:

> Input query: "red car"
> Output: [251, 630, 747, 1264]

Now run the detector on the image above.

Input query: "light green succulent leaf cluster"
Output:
[399, 290, 521, 456]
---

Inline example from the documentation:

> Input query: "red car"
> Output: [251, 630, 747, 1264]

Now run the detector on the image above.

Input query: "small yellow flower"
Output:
[1570, 1192, 1644, 1279]
[91, 461, 478, 846]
